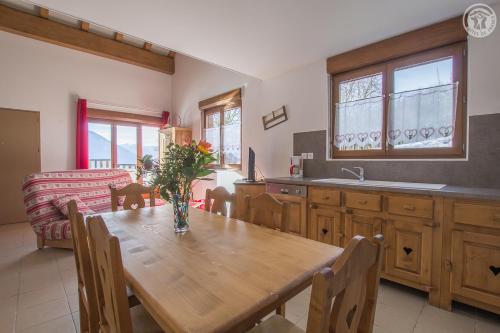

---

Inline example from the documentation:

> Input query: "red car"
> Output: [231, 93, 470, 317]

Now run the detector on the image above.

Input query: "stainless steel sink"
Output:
[312, 178, 446, 190]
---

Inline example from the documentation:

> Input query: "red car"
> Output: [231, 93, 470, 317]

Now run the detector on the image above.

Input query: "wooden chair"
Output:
[109, 183, 155, 212]
[248, 234, 384, 333]
[86, 214, 162, 333]
[68, 201, 140, 333]
[67, 200, 100, 333]
[245, 193, 289, 232]
[205, 186, 236, 217]
[245, 192, 289, 316]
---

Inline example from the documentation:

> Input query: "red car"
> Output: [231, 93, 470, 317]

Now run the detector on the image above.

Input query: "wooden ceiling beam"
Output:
[80, 21, 89, 32]
[114, 32, 123, 42]
[37, 6, 49, 19]
[0, 4, 174, 74]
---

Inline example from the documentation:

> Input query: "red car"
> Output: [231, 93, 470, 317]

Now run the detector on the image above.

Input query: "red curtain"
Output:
[161, 111, 170, 127]
[76, 98, 89, 169]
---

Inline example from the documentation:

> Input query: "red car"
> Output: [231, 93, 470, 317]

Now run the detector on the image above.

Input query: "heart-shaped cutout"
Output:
[321, 228, 328, 235]
[346, 304, 357, 328]
[489, 265, 500, 276]
[403, 247, 413, 255]
[130, 203, 139, 210]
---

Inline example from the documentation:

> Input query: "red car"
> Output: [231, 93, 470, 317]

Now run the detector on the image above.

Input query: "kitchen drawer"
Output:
[387, 195, 434, 219]
[308, 187, 340, 206]
[345, 192, 381, 211]
[453, 202, 500, 229]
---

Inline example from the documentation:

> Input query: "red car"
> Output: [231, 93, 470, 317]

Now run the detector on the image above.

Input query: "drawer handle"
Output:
[403, 204, 416, 211]
[490, 266, 500, 276]
[309, 204, 318, 209]
[321, 228, 328, 235]
[403, 247, 413, 255]
[322, 196, 330, 200]
[358, 200, 368, 205]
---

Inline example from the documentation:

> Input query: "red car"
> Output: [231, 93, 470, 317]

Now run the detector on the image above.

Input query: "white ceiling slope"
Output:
[32, 0, 495, 79]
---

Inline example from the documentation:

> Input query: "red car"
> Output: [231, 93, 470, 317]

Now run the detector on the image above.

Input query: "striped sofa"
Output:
[23, 169, 133, 249]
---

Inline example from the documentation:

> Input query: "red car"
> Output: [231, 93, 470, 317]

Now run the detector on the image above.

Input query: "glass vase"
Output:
[172, 194, 189, 233]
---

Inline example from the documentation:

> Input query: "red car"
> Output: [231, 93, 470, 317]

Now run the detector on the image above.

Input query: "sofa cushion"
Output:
[41, 220, 71, 240]
[51, 194, 95, 216]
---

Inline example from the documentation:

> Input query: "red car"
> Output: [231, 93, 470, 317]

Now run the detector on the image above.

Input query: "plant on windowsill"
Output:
[137, 141, 216, 233]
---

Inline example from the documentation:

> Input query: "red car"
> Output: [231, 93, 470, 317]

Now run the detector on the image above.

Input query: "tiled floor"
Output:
[1, 222, 499, 333]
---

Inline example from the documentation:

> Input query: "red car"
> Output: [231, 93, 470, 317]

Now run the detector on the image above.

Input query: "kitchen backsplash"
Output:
[293, 113, 500, 188]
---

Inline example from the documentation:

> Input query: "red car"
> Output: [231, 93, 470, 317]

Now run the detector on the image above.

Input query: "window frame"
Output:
[199, 88, 242, 170]
[87, 109, 161, 175]
[331, 42, 467, 159]
[202, 103, 242, 170]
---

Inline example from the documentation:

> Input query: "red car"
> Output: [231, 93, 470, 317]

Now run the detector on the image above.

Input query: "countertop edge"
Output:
[262, 177, 500, 201]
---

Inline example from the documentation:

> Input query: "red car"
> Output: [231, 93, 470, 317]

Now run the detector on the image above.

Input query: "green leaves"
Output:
[137, 141, 217, 203]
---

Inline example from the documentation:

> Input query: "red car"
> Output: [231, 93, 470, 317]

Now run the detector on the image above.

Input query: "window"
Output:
[87, 109, 161, 179]
[199, 89, 242, 168]
[328, 18, 467, 159]
[332, 43, 465, 159]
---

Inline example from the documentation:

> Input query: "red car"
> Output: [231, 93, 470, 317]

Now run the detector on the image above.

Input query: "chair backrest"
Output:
[305, 235, 384, 333]
[204, 186, 236, 218]
[245, 193, 288, 232]
[109, 183, 155, 212]
[86, 215, 133, 333]
[67, 200, 100, 333]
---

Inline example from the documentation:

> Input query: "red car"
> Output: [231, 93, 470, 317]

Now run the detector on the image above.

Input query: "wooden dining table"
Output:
[99, 204, 343, 333]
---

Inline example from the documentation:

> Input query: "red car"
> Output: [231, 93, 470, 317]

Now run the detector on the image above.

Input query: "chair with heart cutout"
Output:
[248, 234, 384, 333]
[109, 183, 156, 212]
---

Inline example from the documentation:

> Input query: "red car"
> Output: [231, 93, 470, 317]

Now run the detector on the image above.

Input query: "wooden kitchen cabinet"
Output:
[344, 210, 383, 242]
[450, 231, 500, 310]
[385, 217, 433, 288]
[309, 203, 342, 246]
[441, 198, 500, 314]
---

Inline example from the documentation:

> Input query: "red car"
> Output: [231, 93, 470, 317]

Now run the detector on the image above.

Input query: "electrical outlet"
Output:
[307, 152, 314, 159]
[301, 153, 308, 159]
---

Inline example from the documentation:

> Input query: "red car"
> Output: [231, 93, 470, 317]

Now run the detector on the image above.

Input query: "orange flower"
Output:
[197, 140, 212, 155]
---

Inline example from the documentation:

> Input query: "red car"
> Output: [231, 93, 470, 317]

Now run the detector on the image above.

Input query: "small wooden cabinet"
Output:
[385, 217, 433, 287]
[309, 204, 342, 246]
[159, 127, 192, 158]
[451, 231, 500, 309]
[441, 198, 500, 314]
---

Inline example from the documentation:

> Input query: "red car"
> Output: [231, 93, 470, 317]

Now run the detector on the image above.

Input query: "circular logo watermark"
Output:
[463, 3, 497, 38]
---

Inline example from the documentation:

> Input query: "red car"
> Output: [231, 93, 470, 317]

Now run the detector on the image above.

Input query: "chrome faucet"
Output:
[341, 167, 365, 182]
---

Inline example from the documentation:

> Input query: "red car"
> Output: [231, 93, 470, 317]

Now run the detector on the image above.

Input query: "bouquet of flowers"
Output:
[138, 140, 216, 232]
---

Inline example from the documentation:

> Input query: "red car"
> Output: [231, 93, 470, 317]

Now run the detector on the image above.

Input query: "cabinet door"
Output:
[385, 217, 433, 286]
[344, 211, 383, 242]
[451, 231, 500, 307]
[309, 204, 342, 246]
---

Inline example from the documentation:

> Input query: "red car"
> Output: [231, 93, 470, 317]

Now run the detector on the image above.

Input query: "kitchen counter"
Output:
[265, 177, 500, 201]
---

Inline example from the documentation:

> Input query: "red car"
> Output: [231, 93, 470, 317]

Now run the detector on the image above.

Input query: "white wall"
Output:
[0, 31, 172, 171]
[172, 2, 500, 195]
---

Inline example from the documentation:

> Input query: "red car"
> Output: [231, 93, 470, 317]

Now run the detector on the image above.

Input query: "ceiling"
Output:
[29, 0, 497, 79]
